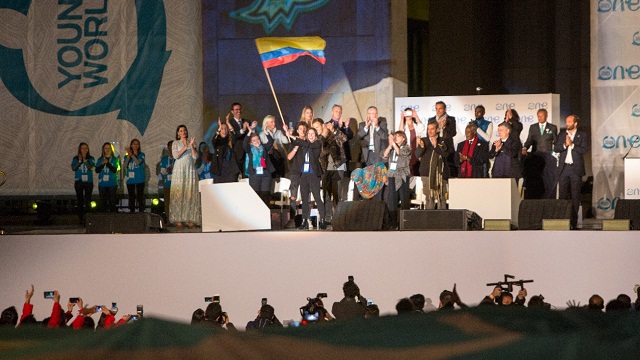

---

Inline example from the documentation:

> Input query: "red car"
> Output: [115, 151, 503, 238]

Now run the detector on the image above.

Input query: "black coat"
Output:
[290, 138, 323, 177]
[455, 138, 489, 178]
[415, 136, 454, 179]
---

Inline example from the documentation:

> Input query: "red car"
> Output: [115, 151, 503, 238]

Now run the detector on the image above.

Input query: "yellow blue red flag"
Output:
[255, 36, 326, 69]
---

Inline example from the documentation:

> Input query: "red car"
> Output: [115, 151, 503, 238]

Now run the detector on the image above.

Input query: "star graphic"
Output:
[230, 0, 330, 35]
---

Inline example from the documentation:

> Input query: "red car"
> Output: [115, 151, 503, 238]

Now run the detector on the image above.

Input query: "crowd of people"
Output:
[2, 282, 638, 331]
[71, 100, 587, 230]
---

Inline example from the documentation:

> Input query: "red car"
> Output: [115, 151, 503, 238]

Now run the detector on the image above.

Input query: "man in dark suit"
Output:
[455, 124, 489, 178]
[489, 122, 522, 179]
[358, 106, 388, 166]
[228, 102, 252, 178]
[522, 109, 558, 199]
[429, 101, 457, 177]
[554, 114, 588, 229]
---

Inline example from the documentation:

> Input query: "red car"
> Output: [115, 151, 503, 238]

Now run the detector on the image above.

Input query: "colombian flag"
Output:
[255, 37, 326, 69]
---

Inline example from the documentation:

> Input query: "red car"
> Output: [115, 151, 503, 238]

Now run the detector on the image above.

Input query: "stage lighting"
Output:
[32, 202, 38, 210]
[152, 198, 160, 206]
[90, 201, 97, 209]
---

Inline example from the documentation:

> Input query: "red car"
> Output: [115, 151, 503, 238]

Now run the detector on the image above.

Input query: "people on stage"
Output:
[416, 122, 453, 209]
[489, 122, 522, 180]
[429, 101, 458, 178]
[504, 108, 523, 142]
[259, 115, 290, 179]
[358, 106, 388, 167]
[469, 105, 493, 144]
[212, 119, 241, 183]
[382, 131, 412, 227]
[300, 105, 314, 128]
[327, 104, 353, 173]
[170, 125, 200, 229]
[522, 109, 558, 199]
[554, 114, 588, 229]
[244, 122, 275, 205]
[124, 139, 146, 213]
[398, 108, 425, 176]
[289, 127, 325, 230]
[159, 141, 174, 220]
[318, 118, 348, 223]
[71, 142, 95, 224]
[455, 124, 489, 178]
[195, 142, 213, 181]
[228, 103, 252, 178]
[95, 143, 119, 213]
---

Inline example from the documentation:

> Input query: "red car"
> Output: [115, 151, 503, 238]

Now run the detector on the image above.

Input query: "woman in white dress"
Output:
[170, 124, 199, 229]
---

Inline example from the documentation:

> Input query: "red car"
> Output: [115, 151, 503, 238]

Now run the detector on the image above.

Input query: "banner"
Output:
[0, 0, 202, 196]
[591, 0, 640, 217]
[394, 94, 560, 147]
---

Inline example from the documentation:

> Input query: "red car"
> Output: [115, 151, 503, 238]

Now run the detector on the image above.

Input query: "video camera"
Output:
[299, 293, 328, 324]
[486, 274, 533, 293]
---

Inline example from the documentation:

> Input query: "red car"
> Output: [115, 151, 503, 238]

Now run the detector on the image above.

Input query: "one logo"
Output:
[597, 0, 612, 12]
[230, 0, 330, 35]
[633, 31, 640, 46]
[598, 196, 614, 210]
[0, 0, 171, 135]
[602, 134, 640, 149]
[633, 104, 640, 117]
[597, 64, 640, 81]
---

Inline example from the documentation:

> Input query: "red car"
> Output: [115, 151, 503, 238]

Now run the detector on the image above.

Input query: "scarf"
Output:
[250, 145, 266, 169]
[427, 139, 445, 200]
[459, 136, 478, 178]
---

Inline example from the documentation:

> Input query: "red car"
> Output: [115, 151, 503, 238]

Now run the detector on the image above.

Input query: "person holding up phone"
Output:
[398, 108, 424, 176]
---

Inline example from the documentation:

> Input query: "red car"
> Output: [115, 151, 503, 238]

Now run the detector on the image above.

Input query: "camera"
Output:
[299, 293, 328, 325]
[404, 110, 412, 117]
[213, 294, 220, 303]
[44, 291, 54, 299]
[96, 306, 102, 312]
[111, 302, 117, 311]
[136, 305, 144, 317]
[130, 315, 139, 321]
[262, 298, 268, 306]
[348, 275, 354, 282]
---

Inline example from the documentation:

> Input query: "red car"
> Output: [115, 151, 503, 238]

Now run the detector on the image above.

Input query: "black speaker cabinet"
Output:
[332, 201, 388, 231]
[271, 209, 290, 230]
[399, 210, 482, 231]
[86, 213, 163, 234]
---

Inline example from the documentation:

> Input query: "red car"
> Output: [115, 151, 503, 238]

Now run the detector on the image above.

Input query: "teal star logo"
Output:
[230, 0, 331, 35]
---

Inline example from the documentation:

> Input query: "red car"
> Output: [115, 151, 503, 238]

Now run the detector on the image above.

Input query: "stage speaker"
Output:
[86, 213, 163, 234]
[518, 200, 572, 230]
[332, 201, 388, 231]
[614, 199, 640, 230]
[399, 210, 482, 231]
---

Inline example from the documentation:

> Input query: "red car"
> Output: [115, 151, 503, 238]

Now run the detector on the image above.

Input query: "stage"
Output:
[1, 229, 638, 328]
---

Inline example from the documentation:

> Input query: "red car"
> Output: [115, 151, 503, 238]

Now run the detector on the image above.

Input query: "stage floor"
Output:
[1, 229, 637, 328]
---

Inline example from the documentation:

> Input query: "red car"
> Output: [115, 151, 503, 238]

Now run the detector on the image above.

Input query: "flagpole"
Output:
[263, 67, 286, 126]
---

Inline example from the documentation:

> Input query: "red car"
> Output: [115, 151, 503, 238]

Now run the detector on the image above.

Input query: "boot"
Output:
[298, 219, 309, 230]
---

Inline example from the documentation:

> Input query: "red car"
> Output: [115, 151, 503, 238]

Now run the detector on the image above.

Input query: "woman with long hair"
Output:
[299, 105, 314, 128]
[243, 122, 275, 205]
[95, 142, 119, 212]
[382, 131, 412, 227]
[71, 142, 95, 224]
[398, 108, 425, 176]
[212, 118, 241, 183]
[170, 125, 200, 229]
[290, 127, 325, 229]
[124, 139, 146, 213]
[504, 108, 523, 142]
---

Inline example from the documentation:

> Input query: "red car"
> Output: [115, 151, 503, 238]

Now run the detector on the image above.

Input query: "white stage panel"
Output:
[199, 181, 271, 232]
[449, 178, 521, 227]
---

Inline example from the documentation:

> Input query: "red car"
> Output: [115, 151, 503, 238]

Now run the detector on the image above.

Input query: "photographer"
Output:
[300, 294, 334, 324]
[331, 279, 368, 321]
[204, 302, 236, 331]
[246, 304, 283, 330]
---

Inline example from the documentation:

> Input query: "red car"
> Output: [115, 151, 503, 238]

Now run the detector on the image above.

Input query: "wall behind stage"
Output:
[591, 0, 640, 218]
[202, 0, 407, 154]
[0, 1, 202, 196]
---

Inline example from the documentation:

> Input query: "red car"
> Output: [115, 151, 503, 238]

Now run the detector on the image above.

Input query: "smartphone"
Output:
[136, 305, 143, 316]
[130, 315, 139, 321]
[204, 297, 213, 303]
[69, 297, 79, 303]
[404, 110, 412, 117]
[44, 291, 55, 299]
[213, 294, 220, 303]
[111, 302, 117, 311]
[96, 306, 102, 312]
[367, 299, 374, 306]
[261, 298, 268, 306]
[348, 275, 354, 282]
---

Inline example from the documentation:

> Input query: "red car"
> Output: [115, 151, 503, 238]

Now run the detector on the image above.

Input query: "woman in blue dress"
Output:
[124, 139, 146, 213]
[95, 142, 119, 212]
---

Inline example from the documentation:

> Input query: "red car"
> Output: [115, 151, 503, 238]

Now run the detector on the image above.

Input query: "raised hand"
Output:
[25, 284, 34, 303]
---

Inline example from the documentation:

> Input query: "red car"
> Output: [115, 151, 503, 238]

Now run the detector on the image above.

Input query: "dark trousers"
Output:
[558, 165, 582, 229]
[99, 186, 118, 212]
[163, 186, 171, 221]
[300, 173, 325, 221]
[249, 173, 273, 205]
[127, 183, 145, 212]
[385, 177, 410, 228]
[322, 170, 343, 220]
[74, 181, 93, 224]
[542, 152, 558, 199]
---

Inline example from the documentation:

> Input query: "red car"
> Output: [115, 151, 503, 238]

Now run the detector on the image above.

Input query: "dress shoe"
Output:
[319, 220, 327, 230]
[298, 219, 309, 230]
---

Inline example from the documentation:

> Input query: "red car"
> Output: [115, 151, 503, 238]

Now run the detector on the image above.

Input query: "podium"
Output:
[199, 180, 271, 232]
[624, 158, 640, 199]
[448, 178, 521, 227]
